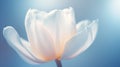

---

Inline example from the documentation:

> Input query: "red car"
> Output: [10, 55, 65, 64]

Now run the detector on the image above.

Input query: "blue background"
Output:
[0, 0, 120, 67]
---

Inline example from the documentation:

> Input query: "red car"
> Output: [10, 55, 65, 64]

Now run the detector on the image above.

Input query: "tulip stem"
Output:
[55, 59, 62, 67]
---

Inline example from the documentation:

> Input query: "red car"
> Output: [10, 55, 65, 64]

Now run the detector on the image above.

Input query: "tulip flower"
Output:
[3, 7, 98, 67]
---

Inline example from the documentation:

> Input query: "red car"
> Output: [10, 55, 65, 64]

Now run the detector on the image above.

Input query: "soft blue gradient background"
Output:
[0, 0, 120, 67]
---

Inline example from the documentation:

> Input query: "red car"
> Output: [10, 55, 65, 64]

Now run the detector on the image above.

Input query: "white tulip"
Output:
[3, 7, 98, 67]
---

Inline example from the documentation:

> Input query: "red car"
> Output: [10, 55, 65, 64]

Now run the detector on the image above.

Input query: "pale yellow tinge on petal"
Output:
[41, 7, 77, 59]
[25, 7, 78, 61]
[56, 30, 76, 60]
[29, 22, 56, 61]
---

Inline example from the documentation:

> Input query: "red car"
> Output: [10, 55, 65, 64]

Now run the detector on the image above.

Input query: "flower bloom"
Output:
[3, 7, 98, 64]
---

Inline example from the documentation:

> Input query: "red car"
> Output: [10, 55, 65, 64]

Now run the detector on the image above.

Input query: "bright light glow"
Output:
[35, 0, 57, 6]
[28, 0, 67, 10]
[109, 0, 120, 17]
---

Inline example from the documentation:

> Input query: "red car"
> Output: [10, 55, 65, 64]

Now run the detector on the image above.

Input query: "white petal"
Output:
[43, 7, 76, 58]
[3, 26, 45, 64]
[25, 7, 76, 59]
[25, 9, 56, 61]
[62, 20, 98, 59]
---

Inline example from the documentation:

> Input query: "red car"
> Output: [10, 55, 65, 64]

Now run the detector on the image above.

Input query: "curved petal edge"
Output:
[3, 26, 46, 64]
[62, 19, 98, 59]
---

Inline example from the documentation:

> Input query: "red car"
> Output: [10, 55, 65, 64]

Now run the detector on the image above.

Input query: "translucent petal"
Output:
[3, 26, 45, 64]
[25, 7, 76, 59]
[25, 9, 56, 61]
[43, 7, 76, 58]
[62, 20, 98, 59]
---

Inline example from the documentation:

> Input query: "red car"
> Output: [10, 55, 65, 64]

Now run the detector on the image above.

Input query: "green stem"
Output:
[55, 59, 62, 67]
